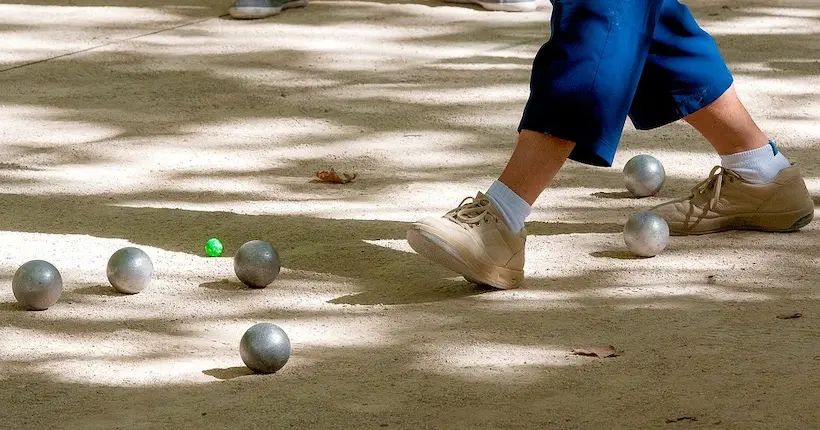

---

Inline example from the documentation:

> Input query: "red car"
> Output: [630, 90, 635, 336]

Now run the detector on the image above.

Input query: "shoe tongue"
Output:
[473, 191, 493, 208]
[473, 191, 504, 217]
[717, 166, 753, 182]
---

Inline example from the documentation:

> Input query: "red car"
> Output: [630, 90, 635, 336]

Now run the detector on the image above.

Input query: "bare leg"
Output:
[652, 85, 812, 236]
[497, 130, 576, 205]
[683, 85, 769, 155]
[407, 129, 576, 289]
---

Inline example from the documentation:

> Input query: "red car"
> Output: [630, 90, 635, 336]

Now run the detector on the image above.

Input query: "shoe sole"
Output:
[406, 225, 523, 290]
[670, 209, 814, 236]
[444, 0, 537, 12]
[229, 1, 308, 19]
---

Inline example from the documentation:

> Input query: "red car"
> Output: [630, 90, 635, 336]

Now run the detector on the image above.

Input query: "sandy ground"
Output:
[0, 0, 819, 428]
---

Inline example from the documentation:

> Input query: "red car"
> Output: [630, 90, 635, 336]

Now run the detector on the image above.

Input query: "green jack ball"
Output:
[205, 238, 224, 257]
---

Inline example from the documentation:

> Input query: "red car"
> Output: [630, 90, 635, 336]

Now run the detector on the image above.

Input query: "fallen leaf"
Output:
[571, 345, 620, 358]
[776, 313, 802, 319]
[315, 168, 357, 184]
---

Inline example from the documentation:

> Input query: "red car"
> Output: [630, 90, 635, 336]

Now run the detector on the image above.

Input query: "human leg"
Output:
[626, 0, 813, 234]
[407, 0, 665, 288]
[405, 131, 573, 290]
[682, 86, 791, 184]
[683, 86, 768, 156]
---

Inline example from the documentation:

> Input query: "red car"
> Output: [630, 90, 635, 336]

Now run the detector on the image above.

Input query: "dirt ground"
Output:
[0, 0, 819, 428]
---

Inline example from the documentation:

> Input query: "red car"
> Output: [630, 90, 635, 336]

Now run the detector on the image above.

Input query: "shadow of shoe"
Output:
[328, 279, 496, 305]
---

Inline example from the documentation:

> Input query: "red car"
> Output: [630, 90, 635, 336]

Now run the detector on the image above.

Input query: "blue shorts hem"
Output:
[516, 123, 617, 168]
[630, 76, 734, 130]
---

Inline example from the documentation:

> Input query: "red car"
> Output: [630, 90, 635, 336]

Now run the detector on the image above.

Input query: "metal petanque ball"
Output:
[12, 260, 63, 311]
[623, 211, 670, 257]
[107, 247, 154, 294]
[240, 323, 291, 374]
[233, 240, 280, 289]
[623, 154, 666, 197]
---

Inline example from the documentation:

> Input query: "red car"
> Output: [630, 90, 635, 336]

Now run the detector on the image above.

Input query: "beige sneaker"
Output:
[651, 165, 814, 235]
[406, 192, 526, 289]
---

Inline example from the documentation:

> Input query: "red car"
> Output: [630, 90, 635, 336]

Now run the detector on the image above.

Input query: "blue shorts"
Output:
[518, 0, 734, 167]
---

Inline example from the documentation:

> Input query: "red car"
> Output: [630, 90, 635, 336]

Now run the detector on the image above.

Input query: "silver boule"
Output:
[107, 247, 154, 294]
[239, 323, 291, 374]
[624, 211, 669, 257]
[12, 260, 63, 311]
[623, 154, 665, 197]
[234, 240, 281, 289]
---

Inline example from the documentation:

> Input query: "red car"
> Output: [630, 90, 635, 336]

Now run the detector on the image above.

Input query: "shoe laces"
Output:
[691, 166, 739, 209]
[446, 195, 498, 227]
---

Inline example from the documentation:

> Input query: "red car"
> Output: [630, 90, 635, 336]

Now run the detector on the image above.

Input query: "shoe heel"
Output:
[788, 212, 814, 231]
[407, 228, 523, 290]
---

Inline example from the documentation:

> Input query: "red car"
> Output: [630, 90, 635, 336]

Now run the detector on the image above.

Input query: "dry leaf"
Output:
[776, 312, 802, 319]
[571, 345, 620, 358]
[315, 168, 357, 184]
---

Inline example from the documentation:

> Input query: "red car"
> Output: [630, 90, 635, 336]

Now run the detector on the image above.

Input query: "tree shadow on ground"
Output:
[0, 0, 818, 200]
[0, 192, 626, 305]
[0, 2, 819, 427]
[1, 290, 818, 428]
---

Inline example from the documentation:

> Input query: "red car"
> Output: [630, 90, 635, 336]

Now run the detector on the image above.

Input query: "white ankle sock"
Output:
[485, 180, 531, 234]
[720, 141, 791, 184]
